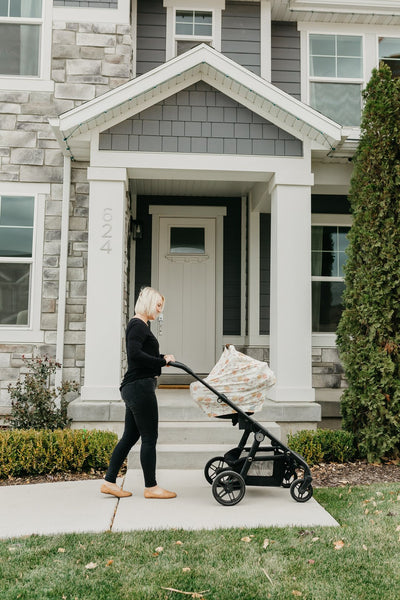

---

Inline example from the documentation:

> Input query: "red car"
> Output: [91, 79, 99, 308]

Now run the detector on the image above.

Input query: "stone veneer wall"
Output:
[239, 346, 346, 391]
[0, 19, 133, 419]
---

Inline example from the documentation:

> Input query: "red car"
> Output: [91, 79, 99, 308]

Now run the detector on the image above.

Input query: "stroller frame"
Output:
[170, 361, 313, 506]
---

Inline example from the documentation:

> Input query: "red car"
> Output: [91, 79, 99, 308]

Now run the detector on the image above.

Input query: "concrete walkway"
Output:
[0, 469, 338, 539]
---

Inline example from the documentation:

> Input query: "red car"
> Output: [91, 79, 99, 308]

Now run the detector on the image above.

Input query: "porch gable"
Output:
[99, 81, 303, 157]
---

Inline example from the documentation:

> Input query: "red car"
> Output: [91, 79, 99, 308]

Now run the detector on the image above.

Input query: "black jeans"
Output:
[105, 378, 158, 488]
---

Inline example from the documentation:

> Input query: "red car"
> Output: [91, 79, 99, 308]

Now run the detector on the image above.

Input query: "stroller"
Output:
[169, 354, 313, 507]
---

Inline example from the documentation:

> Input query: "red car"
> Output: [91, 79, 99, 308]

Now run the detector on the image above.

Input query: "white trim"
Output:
[53, 0, 131, 24]
[291, 0, 400, 15]
[0, 183, 50, 344]
[55, 156, 71, 391]
[0, 0, 53, 91]
[260, 0, 272, 81]
[312, 333, 337, 347]
[312, 213, 353, 226]
[240, 196, 247, 338]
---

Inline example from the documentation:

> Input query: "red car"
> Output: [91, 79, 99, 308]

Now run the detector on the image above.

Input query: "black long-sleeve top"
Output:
[120, 318, 166, 389]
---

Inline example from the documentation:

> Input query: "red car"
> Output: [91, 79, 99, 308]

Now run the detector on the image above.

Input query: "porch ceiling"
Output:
[132, 177, 259, 198]
[50, 44, 342, 163]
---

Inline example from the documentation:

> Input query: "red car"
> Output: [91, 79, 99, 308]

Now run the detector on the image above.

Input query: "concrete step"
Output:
[157, 420, 281, 444]
[128, 443, 237, 470]
[127, 419, 282, 469]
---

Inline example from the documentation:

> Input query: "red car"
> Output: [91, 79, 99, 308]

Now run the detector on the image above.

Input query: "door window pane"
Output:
[170, 227, 205, 254]
[0, 263, 30, 325]
[0, 23, 40, 76]
[310, 82, 361, 126]
[312, 281, 345, 332]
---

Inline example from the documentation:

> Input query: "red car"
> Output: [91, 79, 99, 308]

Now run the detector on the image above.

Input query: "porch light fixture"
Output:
[131, 219, 143, 240]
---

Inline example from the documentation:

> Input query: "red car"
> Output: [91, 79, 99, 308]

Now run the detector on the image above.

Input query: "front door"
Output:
[157, 217, 216, 373]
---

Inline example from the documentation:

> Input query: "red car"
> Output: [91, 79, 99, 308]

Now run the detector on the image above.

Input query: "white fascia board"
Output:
[290, 0, 400, 15]
[57, 44, 342, 154]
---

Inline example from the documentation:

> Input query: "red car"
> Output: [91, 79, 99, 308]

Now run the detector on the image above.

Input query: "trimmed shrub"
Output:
[0, 429, 118, 479]
[8, 355, 79, 430]
[288, 429, 358, 466]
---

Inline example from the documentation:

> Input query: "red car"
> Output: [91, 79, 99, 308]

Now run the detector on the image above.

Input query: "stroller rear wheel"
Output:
[212, 470, 246, 506]
[204, 456, 231, 484]
[290, 478, 313, 503]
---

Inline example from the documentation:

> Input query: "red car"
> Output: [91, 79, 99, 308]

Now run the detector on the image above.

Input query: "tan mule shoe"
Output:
[144, 487, 177, 499]
[101, 481, 132, 498]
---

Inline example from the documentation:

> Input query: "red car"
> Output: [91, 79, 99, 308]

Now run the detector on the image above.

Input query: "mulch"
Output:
[1, 461, 399, 488]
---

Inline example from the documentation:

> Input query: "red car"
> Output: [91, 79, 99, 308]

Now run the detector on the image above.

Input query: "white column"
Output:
[268, 175, 315, 403]
[80, 167, 128, 402]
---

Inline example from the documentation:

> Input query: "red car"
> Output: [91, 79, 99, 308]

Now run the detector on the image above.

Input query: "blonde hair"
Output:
[135, 287, 164, 319]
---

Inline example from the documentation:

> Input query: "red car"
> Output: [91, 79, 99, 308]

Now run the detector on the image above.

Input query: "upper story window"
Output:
[0, 0, 42, 77]
[0, 195, 35, 327]
[309, 34, 363, 126]
[175, 9, 213, 55]
[379, 37, 400, 78]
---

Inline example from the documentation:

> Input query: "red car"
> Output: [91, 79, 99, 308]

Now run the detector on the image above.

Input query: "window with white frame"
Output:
[174, 9, 213, 55]
[0, 195, 35, 327]
[379, 37, 400, 78]
[0, 0, 44, 77]
[312, 221, 350, 333]
[309, 33, 363, 126]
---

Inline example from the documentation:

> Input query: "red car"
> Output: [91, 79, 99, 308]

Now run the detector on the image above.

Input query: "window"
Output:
[0, 0, 43, 77]
[0, 195, 34, 326]
[170, 227, 205, 254]
[309, 34, 363, 126]
[379, 37, 400, 78]
[312, 223, 350, 333]
[175, 9, 213, 55]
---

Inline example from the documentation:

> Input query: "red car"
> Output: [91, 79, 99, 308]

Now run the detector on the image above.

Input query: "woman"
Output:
[101, 287, 177, 499]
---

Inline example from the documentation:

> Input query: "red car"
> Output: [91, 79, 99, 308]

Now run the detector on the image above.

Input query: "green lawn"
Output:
[1, 483, 399, 600]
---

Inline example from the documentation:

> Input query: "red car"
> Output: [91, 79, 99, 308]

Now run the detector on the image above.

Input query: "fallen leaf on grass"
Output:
[333, 540, 345, 550]
[175, 541, 184, 545]
[292, 591, 302, 597]
[308, 559, 315, 565]
[106, 560, 114, 567]
[85, 562, 97, 570]
[263, 539, 269, 549]
[155, 546, 164, 553]
[362, 545, 368, 551]
[396, 525, 400, 532]
[182, 567, 191, 572]
[311, 537, 320, 542]
[58, 548, 66, 553]
[241, 536, 252, 543]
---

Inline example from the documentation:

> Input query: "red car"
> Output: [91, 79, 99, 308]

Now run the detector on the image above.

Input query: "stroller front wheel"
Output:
[290, 478, 313, 503]
[212, 470, 246, 506]
[204, 456, 231, 484]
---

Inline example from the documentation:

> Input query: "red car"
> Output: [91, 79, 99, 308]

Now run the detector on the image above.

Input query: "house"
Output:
[1, 0, 399, 440]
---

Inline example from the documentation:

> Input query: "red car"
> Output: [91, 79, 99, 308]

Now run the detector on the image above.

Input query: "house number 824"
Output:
[100, 207, 112, 254]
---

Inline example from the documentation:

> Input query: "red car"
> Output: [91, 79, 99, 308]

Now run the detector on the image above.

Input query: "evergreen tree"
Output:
[336, 63, 400, 462]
